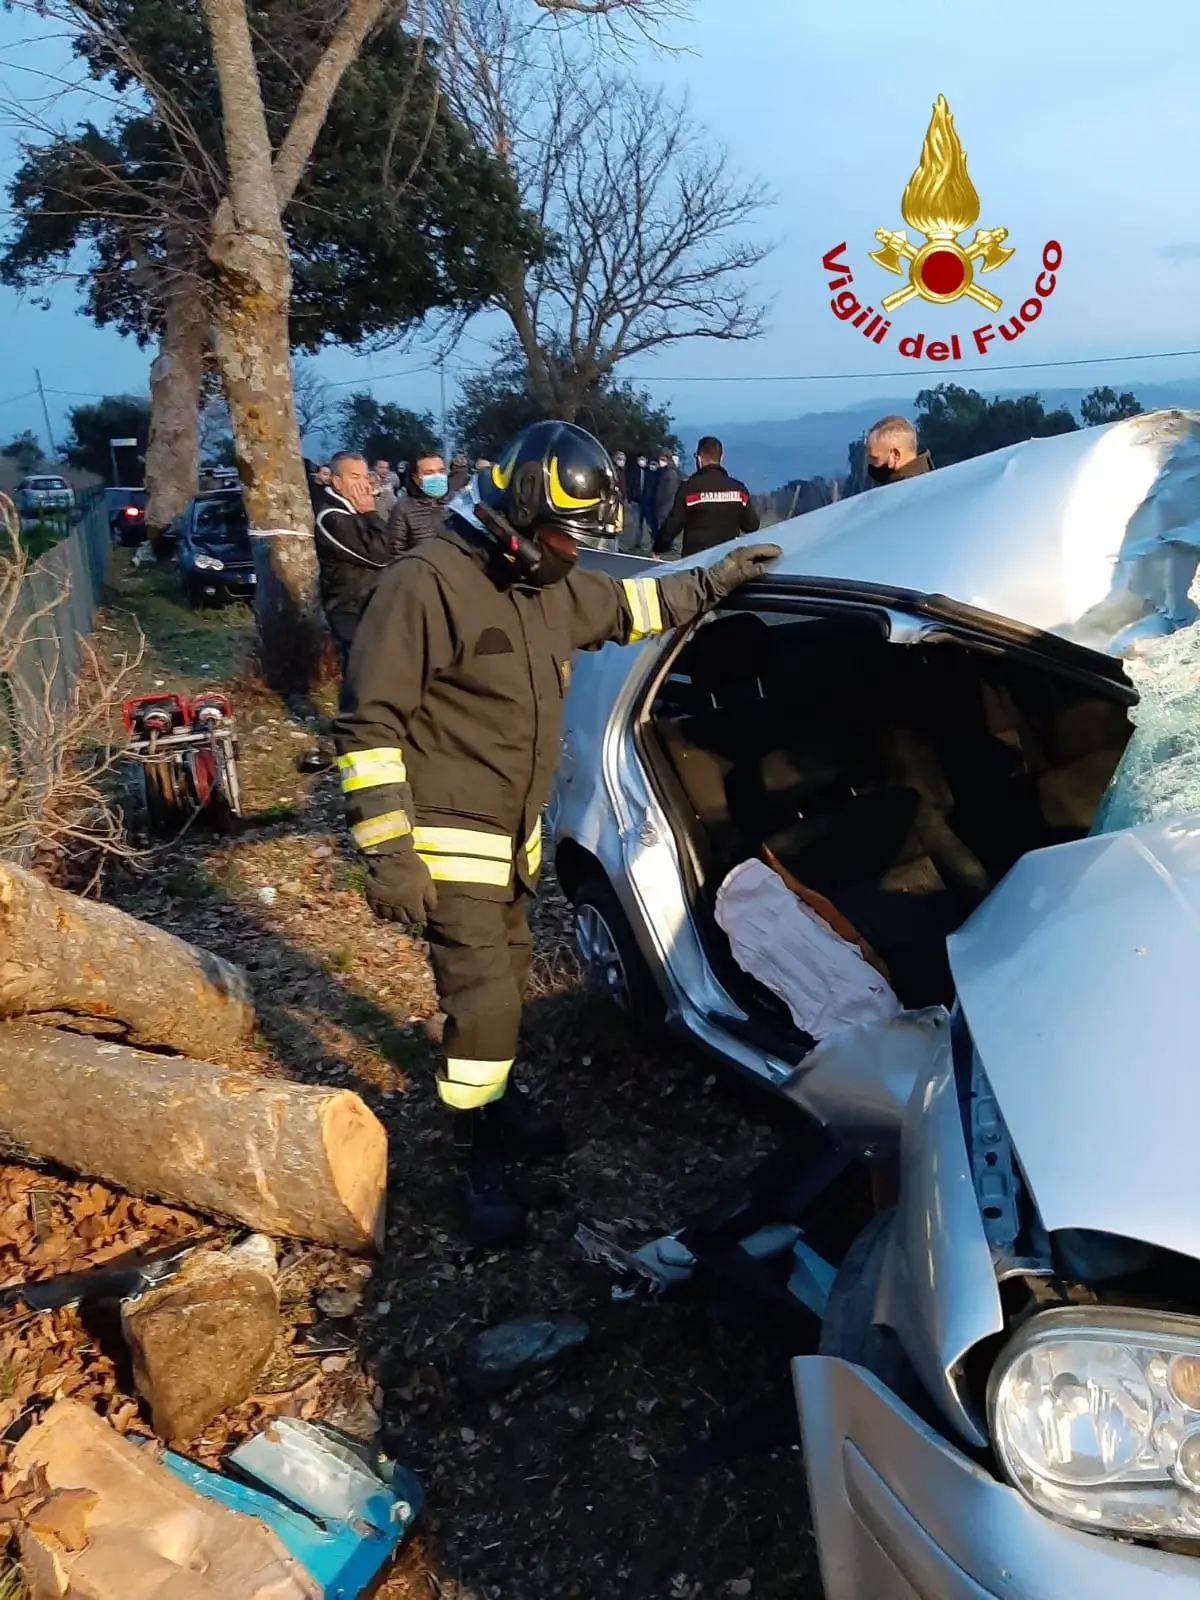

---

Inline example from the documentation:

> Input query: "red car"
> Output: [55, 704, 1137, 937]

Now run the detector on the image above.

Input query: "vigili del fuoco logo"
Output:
[822, 95, 1061, 363]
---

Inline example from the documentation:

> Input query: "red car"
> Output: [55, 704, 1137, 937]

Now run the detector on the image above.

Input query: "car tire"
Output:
[818, 1209, 933, 1419]
[184, 577, 207, 610]
[571, 873, 665, 1027]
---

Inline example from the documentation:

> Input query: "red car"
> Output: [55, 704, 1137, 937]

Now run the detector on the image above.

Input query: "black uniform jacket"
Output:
[313, 485, 391, 621]
[334, 523, 725, 900]
[655, 464, 760, 558]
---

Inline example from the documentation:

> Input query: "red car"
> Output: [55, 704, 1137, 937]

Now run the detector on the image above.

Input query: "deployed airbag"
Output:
[715, 859, 902, 1039]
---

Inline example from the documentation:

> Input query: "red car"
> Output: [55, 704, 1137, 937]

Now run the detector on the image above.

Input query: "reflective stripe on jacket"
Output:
[333, 522, 726, 900]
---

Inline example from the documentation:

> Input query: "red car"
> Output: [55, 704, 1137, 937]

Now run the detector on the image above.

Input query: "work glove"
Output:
[706, 542, 783, 600]
[364, 846, 438, 925]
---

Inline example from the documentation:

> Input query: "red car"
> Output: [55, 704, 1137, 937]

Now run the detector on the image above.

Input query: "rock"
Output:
[316, 1284, 363, 1320]
[122, 1249, 282, 1441]
[464, 1314, 589, 1396]
[323, 1392, 380, 1440]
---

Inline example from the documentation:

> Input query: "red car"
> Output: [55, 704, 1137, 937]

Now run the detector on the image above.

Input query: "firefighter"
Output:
[334, 421, 781, 1247]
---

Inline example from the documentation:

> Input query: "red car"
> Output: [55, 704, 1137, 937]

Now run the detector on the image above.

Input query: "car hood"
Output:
[679, 409, 1200, 656]
[948, 816, 1200, 1260]
[191, 539, 251, 563]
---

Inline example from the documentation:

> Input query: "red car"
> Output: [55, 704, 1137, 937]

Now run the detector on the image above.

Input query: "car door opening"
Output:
[637, 604, 1134, 1027]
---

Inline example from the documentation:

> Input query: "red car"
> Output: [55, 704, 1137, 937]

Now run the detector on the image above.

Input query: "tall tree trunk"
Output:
[202, 0, 323, 693]
[143, 260, 206, 550]
[200, 0, 390, 694]
[209, 204, 325, 693]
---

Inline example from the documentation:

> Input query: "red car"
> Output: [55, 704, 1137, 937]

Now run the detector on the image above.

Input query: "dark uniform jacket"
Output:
[656, 464, 760, 558]
[334, 522, 729, 901]
[387, 491, 444, 555]
[313, 484, 391, 622]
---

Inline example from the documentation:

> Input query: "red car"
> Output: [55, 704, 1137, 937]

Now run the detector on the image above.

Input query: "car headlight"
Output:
[193, 553, 225, 571]
[990, 1306, 1200, 1542]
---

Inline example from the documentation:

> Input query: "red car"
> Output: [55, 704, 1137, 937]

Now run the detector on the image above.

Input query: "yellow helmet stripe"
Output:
[491, 441, 521, 492]
[548, 455, 601, 511]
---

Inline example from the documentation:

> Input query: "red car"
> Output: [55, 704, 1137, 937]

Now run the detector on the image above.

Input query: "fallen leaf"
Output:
[27, 1486, 98, 1552]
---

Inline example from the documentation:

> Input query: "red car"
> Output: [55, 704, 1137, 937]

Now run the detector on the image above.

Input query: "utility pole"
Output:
[35, 370, 58, 461]
[438, 359, 448, 460]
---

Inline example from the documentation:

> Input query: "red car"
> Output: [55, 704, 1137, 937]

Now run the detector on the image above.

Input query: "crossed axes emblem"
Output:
[869, 226, 1014, 314]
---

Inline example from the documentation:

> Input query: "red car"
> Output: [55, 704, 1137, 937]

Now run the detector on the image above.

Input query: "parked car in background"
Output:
[15, 474, 75, 516]
[176, 490, 255, 607]
[106, 487, 148, 546]
[553, 410, 1200, 1596]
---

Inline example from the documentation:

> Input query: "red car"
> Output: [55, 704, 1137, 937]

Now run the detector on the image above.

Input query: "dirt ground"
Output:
[1, 554, 824, 1599]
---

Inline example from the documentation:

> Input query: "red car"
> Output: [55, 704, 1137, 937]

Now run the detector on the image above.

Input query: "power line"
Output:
[0, 389, 39, 409]
[618, 346, 1200, 385]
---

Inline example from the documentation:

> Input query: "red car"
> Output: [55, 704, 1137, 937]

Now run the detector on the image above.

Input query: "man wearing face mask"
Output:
[335, 420, 781, 1246]
[864, 415, 933, 487]
[387, 452, 449, 553]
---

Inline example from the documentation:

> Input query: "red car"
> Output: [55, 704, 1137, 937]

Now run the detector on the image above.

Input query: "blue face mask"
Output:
[420, 473, 448, 499]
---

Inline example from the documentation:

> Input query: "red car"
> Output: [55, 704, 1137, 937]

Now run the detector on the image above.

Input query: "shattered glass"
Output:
[1092, 584, 1200, 835]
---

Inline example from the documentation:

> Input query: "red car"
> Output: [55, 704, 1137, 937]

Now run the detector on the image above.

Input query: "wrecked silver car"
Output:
[554, 410, 1200, 1594]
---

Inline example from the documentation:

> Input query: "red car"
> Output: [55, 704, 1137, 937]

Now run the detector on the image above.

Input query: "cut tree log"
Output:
[0, 861, 254, 1057]
[0, 1022, 386, 1252]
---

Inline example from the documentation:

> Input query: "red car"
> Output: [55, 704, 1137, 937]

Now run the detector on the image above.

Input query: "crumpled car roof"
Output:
[682, 409, 1200, 656]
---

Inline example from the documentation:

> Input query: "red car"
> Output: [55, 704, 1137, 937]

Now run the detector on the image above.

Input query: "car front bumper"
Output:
[793, 1355, 1200, 1599]
[188, 568, 256, 601]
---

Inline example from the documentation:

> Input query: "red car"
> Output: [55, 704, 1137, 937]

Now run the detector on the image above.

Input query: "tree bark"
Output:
[201, 0, 392, 693]
[209, 211, 327, 694]
[0, 1021, 387, 1252]
[143, 251, 207, 549]
[202, 0, 324, 692]
[0, 861, 254, 1057]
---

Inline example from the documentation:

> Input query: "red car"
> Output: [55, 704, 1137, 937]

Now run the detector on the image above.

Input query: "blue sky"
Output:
[2, 0, 1199, 448]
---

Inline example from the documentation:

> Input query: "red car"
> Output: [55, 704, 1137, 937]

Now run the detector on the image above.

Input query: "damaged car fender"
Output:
[873, 1009, 1003, 1448]
[783, 1006, 950, 1157]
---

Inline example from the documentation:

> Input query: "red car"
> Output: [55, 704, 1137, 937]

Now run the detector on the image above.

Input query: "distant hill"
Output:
[679, 379, 1200, 492]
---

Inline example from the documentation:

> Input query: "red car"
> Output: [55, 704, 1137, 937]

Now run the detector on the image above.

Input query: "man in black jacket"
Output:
[654, 436, 760, 558]
[313, 451, 392, 670]
[335, 420, 781, 1247]
[387, 453, 449, 554]
[864, 415, 933, 486]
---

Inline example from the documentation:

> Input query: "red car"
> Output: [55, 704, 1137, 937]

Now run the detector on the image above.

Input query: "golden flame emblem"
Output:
[869, 95, 1013, 313]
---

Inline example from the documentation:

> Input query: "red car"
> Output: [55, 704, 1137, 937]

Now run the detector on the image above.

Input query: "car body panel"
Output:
[793, 1356, 1200, 1599]
[872, 1009, 1001, 1448]
[949, 813, 1200, 1262]
[668, 409, 1200, 654]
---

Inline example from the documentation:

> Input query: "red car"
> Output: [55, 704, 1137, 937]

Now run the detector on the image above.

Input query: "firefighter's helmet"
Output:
[476, 421, 622, 543]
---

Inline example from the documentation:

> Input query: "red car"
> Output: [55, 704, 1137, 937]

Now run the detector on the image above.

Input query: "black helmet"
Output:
[476, 421, 622, 543]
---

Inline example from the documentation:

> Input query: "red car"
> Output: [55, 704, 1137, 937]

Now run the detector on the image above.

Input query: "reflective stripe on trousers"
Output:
[426, 889, 532, 1112]
[414, 825, 513, 888]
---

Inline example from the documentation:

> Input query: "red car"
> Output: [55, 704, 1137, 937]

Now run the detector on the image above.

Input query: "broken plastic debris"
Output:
[162, 1418, 423, 1597]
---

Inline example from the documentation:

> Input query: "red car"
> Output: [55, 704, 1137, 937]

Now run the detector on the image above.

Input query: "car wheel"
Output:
[572, 873, 664, 1026]
[184, 577, 206, 610]
[818, 1209, 932, 1419]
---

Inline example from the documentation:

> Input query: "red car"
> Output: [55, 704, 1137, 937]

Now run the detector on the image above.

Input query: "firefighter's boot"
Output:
[453, 1106, 528, 1249]
[493, 1083, 566, 1161]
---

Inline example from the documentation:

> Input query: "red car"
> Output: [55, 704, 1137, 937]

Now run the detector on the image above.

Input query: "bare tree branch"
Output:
[443, 0, 771, 420]
[272, 0, 395, 208]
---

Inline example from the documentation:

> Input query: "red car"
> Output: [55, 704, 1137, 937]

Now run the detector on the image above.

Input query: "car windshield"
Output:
[193, 498, 249, 547]
[1092, 617, 1200, 835]
[29, 477, 67, 490]
[105, 488, 146, 509]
